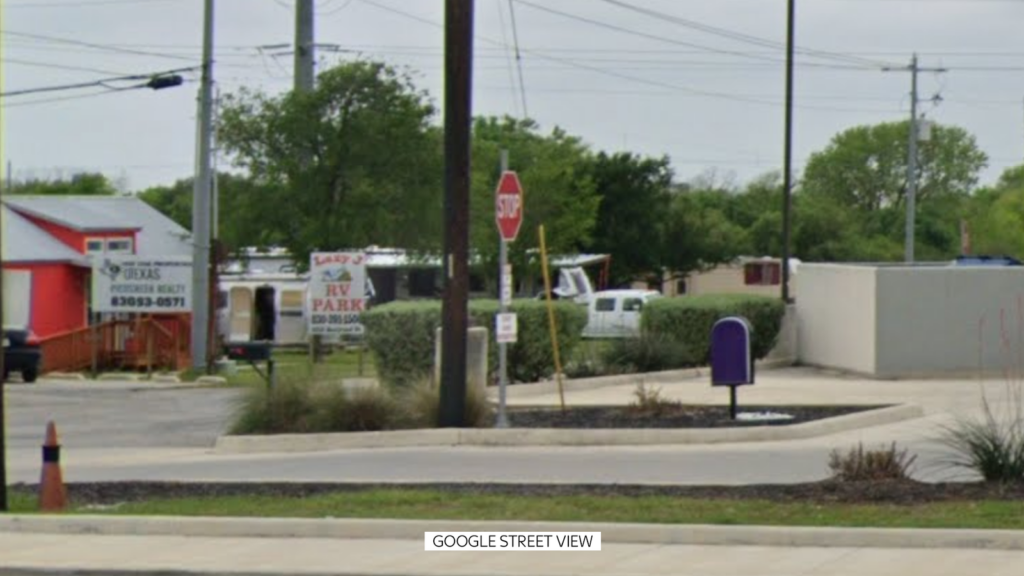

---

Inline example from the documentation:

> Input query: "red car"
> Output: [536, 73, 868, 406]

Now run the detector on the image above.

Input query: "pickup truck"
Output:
[3, 327, 41, 383]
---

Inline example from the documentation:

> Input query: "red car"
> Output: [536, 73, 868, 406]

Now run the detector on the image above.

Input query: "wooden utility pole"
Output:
[439, 0, 475, 428]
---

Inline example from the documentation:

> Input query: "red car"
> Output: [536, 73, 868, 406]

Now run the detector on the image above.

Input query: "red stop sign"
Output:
[495, 170, 524, 242]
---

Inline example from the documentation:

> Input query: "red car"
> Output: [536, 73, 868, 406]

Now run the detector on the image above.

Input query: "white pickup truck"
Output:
[549, 267, 661, 339]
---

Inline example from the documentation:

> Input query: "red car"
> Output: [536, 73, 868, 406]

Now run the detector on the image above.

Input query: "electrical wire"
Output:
[1, 30, 198, 62]
[2, 57, 131, 76]
[591, 0, 898, 69]
[505, 0, 529, 118]
[5, 0, 186, 7]
[1, 65, 198, 98]
[510, 0, 785, 65]
[494, 0, 522, 118]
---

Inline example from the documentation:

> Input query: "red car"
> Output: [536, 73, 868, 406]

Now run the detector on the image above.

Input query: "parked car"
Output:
[582, 289, 662, 339]
[3, 327, 41, 383]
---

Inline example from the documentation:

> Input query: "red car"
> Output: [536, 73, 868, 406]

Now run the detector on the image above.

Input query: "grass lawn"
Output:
[225, 348, 377, 387]
[9, 489, 1024, 530]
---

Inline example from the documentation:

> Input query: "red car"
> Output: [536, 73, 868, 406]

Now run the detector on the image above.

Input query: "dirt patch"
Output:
[11, 480, 1024, 506]
[507, 405, 887, 429]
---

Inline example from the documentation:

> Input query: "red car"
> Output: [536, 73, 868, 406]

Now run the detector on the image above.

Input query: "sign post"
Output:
[710, 316, 755, 420]
[495, 154, 523, 428]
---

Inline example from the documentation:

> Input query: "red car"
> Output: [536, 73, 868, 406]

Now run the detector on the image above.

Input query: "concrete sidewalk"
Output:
[4, 532, 1024, 576]
[4, 515, 1024, 576]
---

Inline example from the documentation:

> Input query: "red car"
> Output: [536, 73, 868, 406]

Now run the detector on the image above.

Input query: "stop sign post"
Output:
[494, 164, 522, 429]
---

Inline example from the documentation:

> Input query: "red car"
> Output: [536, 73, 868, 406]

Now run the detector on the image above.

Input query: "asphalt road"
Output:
[2, 379, 971, 486]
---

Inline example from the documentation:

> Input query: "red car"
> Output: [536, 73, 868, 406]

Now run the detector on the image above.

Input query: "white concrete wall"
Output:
[874, 266, 1024, 378]
[796, 264, 878, 375]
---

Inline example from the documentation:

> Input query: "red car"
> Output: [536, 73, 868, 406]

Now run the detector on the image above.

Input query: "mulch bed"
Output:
[11, 480, 1024, 506]
[506, 405, 887, 429]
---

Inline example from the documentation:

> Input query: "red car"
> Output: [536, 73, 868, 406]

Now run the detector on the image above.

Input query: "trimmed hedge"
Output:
[362, 299, 588, 386]
[640, 294, 785, 365]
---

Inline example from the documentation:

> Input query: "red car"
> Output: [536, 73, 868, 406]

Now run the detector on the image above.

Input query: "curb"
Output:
[214, 404, 924, 453]
[2, 515, 1023, 551]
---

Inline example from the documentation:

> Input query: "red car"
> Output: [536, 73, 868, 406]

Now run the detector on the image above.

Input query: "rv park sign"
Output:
[308, 252, 367, 336]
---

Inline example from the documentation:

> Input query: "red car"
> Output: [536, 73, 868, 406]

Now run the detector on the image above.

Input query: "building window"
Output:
[408, 269, 437, 297]
[85, 239, 104, 254]
[106, 238, 133, 254]
[676, 279, 688, 295]
[744, 262, 781, 286]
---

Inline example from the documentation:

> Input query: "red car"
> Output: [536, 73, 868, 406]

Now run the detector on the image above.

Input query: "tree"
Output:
[802, 120, 987, 212]
[581, 151, 673, 286]
[216, 61, 443, 268]
[965, 164, 1024, 257]
[9, 172, 119, 196]
[468, 116, 599, 283]
[138, 172, 285, 251]
[661, 190, 747, 279]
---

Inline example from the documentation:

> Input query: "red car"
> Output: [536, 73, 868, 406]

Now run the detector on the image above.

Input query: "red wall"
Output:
[13, 213, 137, 254]
[5, 263, 88, 338]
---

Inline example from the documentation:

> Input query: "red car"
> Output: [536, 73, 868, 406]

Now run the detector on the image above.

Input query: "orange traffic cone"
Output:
[39, 421, 67, 512]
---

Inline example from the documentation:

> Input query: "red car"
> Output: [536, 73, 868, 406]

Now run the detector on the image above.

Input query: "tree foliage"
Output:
[802, 120, 987, 212]
[9, 173, 119, 196]
[216, 61, 443, 268]
[469, 116, 599, 281]
[581, 151, 673, 286]
[138, 172, 285, 251]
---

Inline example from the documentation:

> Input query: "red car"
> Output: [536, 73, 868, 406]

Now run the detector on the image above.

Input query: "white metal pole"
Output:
[496, 149, 510, 429]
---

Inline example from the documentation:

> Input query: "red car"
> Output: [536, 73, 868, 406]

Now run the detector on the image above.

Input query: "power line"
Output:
[511, 0, 784, 65]
[494, 0, 521, 117]
[592, 0, 897, 69]
[2, 57, 131, 76]
[505, 0, 529, 117]
[1, 66, 196, 98]
[5, 0, 186, 7]
[1, 30, 198, 61]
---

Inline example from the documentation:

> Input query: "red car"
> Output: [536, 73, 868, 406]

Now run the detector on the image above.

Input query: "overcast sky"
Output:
[4, 0, 1024, 193]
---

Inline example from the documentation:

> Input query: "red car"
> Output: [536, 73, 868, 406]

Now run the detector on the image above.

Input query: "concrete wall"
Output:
[796, 264, 878, 375]
[874, 266, 1024, 378]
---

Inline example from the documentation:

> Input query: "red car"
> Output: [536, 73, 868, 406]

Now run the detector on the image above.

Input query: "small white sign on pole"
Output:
[92, 256, 192, 313]
[496, 312, 518, 344]
[309, 252, 367, 336]
[500, 264, 513, 306]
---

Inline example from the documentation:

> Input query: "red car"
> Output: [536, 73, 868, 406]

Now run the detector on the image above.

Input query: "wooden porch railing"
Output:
[40, 315, 192, 375]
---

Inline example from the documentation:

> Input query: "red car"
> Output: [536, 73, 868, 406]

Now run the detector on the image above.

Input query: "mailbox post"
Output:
[710, 316, 755, 420]
[225, 341, 275, 390]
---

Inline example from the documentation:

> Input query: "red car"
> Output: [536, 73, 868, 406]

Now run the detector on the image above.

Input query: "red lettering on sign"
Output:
[326, 283, 352, 297]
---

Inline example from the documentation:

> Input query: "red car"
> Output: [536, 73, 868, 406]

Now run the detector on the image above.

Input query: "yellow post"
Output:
[538, 224, 566, 412]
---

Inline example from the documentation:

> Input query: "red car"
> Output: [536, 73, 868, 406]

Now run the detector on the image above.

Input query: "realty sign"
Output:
[309, 252, 367, 335]
[92, 256, 192, 313]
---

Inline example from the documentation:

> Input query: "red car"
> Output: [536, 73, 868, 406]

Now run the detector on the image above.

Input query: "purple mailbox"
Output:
[710, 316, 754, 419]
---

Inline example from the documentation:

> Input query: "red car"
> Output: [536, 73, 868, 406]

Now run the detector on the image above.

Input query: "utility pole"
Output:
[0, 157, 7, 512]
[883, 54, 945, 264]
[191, 0, 215, 371]
[295, 0, 318, 361]
[439, 0, 474, 428]
[295, 0, 315, 91]
[780, 0, 795, 303]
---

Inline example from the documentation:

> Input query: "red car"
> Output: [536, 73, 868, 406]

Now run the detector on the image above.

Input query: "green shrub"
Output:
[827, 442, 917, 482]
[229, 377, 318, 435]
[627, 381, 682, 417]
[361, 301, 440, 387]
[311, 384, 396, 432]
[940, 385, 1024, 483]
[363, 299, 587, 386]
[602, 334, 692, 373]
[641, 294, 785, 365]
[396, 378, 493, 428]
